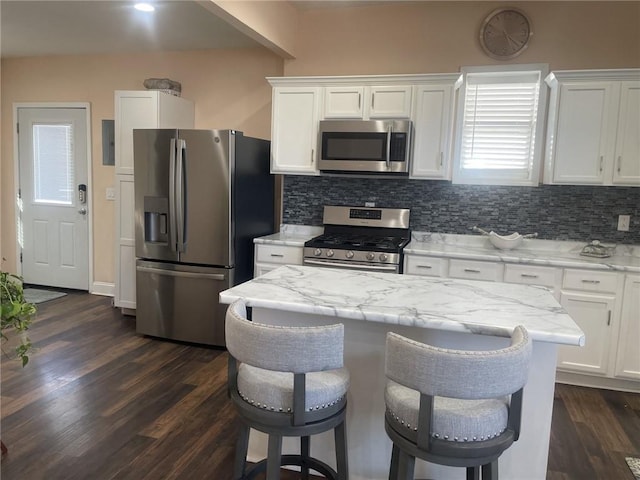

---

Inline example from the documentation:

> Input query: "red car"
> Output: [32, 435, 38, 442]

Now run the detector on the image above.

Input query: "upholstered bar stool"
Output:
[225, 299, 350, 480]
[383, 325, 532, 480]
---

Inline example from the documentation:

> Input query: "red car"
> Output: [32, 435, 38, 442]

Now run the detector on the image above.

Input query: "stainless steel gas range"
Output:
[303, 206, 410, 274]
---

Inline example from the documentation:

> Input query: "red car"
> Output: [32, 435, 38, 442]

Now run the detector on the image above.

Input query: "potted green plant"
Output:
[1, 271, 36, 367]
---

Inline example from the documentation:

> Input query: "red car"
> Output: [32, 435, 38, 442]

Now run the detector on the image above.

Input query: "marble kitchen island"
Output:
[220, 265, 584, 480]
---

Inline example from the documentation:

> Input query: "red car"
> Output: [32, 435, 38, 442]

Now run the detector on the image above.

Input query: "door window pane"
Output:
[32, 123, 74, 205]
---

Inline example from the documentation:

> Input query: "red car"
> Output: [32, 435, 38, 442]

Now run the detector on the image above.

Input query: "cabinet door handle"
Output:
[358, 93, 361, 110]
[464, 268, 481, 273]
[439, 152, 444, 167]
[599, 156, 604, 172]
[521, 273, 539, 278]
[607, 310, 611, 326]
[417, 265, 433, 269]
[270, 254, 284, 258]
[581, 279, 601, 284]
[617, 155, 622, 173]
[311, 149, 314, 165]
[371, 92, 375, 108]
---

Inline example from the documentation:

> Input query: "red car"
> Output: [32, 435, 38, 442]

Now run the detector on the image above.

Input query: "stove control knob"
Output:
[366, 252, 375, 261]
[345, 250, 355, 259]
[379, 253, 388, 262]
[327, 249, 335, 258]
[314, 248, 322, 257]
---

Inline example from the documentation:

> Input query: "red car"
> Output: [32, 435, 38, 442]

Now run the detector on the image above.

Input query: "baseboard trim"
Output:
[91, 281, 114, 297]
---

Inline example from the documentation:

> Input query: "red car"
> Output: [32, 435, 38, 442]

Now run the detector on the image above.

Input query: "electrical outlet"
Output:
[106, 187, 115, 201]
[617, 215, 630, 232]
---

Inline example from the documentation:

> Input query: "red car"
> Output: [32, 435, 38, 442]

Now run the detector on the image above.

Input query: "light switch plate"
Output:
[106, 187, 115, 201]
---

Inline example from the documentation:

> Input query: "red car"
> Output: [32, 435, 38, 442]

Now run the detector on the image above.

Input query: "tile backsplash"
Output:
[282, 176, 640, 244]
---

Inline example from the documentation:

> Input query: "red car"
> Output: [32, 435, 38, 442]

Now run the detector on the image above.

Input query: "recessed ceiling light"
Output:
[134, 3, 155, 12]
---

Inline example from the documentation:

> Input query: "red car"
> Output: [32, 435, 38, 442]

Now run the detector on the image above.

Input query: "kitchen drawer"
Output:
[563, 269, 619, 293]
[448, 259, 504, 282]
[255, 244, 303, 265]
[504, 264, 562, 288]
[404, 255, 448, 277]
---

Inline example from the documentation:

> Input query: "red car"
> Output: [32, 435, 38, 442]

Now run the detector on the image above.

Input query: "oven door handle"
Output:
[304, 259, 398, 272]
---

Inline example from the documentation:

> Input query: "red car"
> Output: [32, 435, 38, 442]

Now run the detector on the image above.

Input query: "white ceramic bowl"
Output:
[488, 231, 523, 250]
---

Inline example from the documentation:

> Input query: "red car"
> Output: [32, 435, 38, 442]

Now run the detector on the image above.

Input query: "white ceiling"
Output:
[0, 0, 263, 58]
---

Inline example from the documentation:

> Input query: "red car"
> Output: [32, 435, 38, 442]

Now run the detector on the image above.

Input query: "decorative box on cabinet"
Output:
[254, 244, 303, 277]
[113, 90, 194, 311]
[556, 269, 622, 376]
[268, 82, 321, 175]
[544, 69, 640, 186]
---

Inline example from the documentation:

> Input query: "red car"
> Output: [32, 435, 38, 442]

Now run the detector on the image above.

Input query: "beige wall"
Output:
[1, 48, 283, 282]
[285, 2, 640, 76]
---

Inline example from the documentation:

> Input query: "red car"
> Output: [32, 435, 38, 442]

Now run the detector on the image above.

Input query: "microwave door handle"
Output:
[386, 125, 392, 170]
[169, 138, 177, 252]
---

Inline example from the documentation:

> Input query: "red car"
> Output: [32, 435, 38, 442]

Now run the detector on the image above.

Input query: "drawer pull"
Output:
[581, 279, 601, 284]
[521, 274, 539, 278]
[270, 254, 284, 258]
[417, 265, 433, 269]
[607, 311, 611, 326]
[464, 269, 481, 273]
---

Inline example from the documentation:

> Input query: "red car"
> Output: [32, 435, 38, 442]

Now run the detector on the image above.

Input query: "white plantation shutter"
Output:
[453, 66, 548, 186]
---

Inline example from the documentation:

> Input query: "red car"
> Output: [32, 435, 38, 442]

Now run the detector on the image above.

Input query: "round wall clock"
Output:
[479, 8, 533, 60]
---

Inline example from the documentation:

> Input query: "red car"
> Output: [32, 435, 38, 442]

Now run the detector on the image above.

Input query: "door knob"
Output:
[78, 208, 87, 215]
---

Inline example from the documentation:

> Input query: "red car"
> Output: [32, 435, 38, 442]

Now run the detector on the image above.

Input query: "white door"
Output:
[17, 107, 89, 290]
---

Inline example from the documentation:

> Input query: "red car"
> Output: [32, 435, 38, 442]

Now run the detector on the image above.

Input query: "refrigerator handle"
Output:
[176, 138, 187, 253]
[169, 138, 177, 252]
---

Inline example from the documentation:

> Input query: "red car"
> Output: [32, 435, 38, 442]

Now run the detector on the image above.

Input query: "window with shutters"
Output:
[452, 64, 549, 186]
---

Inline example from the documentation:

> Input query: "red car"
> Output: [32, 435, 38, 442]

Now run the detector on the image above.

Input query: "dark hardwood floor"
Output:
[1, 291, 638, 479]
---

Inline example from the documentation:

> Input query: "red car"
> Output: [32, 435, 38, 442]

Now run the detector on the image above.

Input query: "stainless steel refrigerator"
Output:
[133, 129, 274, 346]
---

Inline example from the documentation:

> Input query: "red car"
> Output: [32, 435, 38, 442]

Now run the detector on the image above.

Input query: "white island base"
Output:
[220, 266, 583, 480]
[248, 308, 557, 480]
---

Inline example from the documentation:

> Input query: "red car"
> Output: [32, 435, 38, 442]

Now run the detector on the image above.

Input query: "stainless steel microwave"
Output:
[318, 119, 412, 175]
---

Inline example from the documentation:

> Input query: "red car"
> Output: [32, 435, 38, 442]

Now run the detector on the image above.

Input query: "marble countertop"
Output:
[220, 265, 584, 346]
[253, 225, 323, 247]
[406, 232, 640, 273]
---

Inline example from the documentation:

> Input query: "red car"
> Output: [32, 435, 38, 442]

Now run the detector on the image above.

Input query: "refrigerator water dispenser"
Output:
[144, 196, 169, 244]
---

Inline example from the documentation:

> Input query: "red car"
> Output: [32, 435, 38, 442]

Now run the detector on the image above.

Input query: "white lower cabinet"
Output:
[254, 244, 303, 277]
[557, 291, 616, 375]
[556, 269, 626, 382]
[614, 274, 640, 380]
[448, 259, 504, 282]
[403, 252, 638, 389]
[403, 255, 448, 277]
[503, 264, 562, 300]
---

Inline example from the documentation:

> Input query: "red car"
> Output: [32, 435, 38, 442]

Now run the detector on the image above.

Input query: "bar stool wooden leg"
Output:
[266, 434, 283, 480]
[467, 465, 480, 480]
[482, 460, 498, 480]
[233, 423, 250, 479]
[335, 420, 349, 480]
[301, 435, 310, 480]
[389, 443, 400, 480]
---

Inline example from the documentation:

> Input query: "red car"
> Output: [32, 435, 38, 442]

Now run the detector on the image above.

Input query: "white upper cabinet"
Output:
[323, 86, 365, 118]
[323, 85, 412, 119]
[544, 69, 640, 186]
[410, 76, 461, 179]
[114, 90, 194, 175]
[269, 83, 321, 175]
[613, 81, 640, 184]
